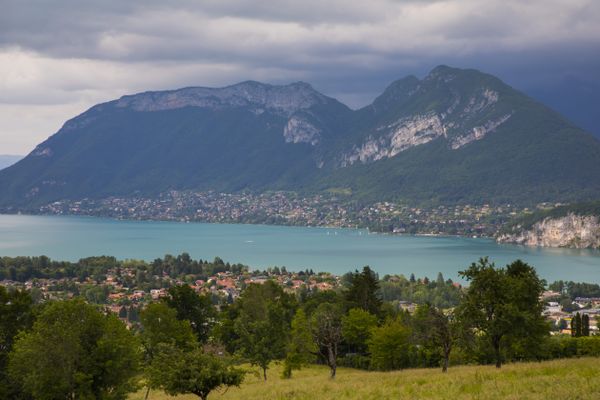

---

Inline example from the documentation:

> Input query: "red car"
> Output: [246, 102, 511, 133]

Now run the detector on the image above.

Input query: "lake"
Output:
[0, 214, 599, 283]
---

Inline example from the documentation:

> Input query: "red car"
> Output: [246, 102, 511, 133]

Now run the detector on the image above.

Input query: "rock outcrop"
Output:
[115, 81, 327, 116]
[497, 213, 600, 249]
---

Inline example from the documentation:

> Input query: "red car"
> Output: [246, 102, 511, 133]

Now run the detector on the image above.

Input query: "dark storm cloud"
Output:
[1, 0, 599, 153]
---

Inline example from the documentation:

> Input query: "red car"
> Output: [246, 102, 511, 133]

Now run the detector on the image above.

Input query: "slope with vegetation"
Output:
[130, 358, 600, 400]
[2, 256, 600, 399]
[2, 66, 600, 209]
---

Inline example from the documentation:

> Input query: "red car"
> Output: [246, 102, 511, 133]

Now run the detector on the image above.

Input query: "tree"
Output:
[163, 285, 217, 343]
[571, 313, 582, 337]
[283, 309, 317, 378]
[8, 299, 141, 399]
[213, 302, 240, 355]
[234, 281, 296, 380]
[412, 304, 457, 372]
[311, 303, 343, 378]
[457, 258, 547, 368]
[582, 314, 590, 337]
[147, 344, 244, 400]
[140, 302, 197, 400]
[301, 289, 344, 316]
[436, 272, 445, 286]
[140, 302, 197, 353]
[345, 266, 382, 316]
[0, 287, 36, 399]
[368, 318, 412, 371]
[341, 308, 378, 354]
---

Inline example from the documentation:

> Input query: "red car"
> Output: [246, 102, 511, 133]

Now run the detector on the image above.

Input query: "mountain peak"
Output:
[115, 80, 329, 116]
[424, 65, 466, 83]
[2, 66, 599, 209]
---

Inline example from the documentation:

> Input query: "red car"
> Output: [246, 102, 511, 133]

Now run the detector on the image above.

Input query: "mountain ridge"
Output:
[2, 65, 600, 209]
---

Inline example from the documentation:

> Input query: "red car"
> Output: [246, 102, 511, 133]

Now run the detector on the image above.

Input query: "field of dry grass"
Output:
[130, 357, 600, 400]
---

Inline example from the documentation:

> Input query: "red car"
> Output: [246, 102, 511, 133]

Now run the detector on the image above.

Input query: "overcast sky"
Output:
[2, 0, 600, 154]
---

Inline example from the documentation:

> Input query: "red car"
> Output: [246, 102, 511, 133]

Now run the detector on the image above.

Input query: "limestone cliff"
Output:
[497, 213, 600, 249]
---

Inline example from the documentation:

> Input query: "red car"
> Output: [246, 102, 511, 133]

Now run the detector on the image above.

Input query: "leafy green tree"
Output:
[345, 266, 382, 316]
[234, 281, 296, 380]
[8, 299, 141, 399]
[140, 302, 197, 400]
[412, 304, 457, 372]
[140, 302, 197, 357]
[457, 258, 547, 368]
[368, 318, 412, 371]
[311, 303, 343, 378]
[301, 289, 344, 316]
[164, 285, 217, 343]
[0, 287, 36, 399]
[283, 309, 317, 378]
[147, 344, 244, 400]
[213, 302, 240, 355]
[341, 308, 378, 354]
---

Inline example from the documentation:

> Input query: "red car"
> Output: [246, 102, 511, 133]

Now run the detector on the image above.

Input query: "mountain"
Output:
[1, 66, 600, 209]
[0, 155, 23, 171]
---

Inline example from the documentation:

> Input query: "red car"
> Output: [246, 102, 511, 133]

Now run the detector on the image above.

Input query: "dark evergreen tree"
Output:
[436, 272, 445, 286]
[571, 313, 582, 337]
[582, 313, 590, 337]
[345, 266, 382, 316]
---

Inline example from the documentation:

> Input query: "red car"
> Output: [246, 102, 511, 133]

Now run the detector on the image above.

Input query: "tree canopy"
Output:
[147, 344, 244, 400]
[163, 284, 216, 343]
[233, 281, 296, 380]
[457, 258, 547, 368]
[345, 266, 382, 316]
[8, 299, 141, 399]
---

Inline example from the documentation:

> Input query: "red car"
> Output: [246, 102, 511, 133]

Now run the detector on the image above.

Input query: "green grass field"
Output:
[130, 357, 600, 400]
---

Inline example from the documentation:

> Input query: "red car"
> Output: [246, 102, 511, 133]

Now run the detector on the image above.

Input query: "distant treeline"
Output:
[1, 254, 461, 308]
[0, 254, 247, 282]
[1, 254, 598, 305]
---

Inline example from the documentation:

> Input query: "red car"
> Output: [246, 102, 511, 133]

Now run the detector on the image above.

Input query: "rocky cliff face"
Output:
[339, 72, 515, 167]
[497, 213, 600, 249]
[115, 81, 327, 116]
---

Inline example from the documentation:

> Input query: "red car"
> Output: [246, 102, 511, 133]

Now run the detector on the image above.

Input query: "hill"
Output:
[130, 358, 600, 400]
[2, 66, 600, 208]
[0, 155, 22, 171]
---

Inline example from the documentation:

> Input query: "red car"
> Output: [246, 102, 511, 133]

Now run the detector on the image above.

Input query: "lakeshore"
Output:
[1, 214, 599, 283]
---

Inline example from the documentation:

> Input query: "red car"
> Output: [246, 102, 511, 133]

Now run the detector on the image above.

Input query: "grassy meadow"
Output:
[131, 357, 600, 400]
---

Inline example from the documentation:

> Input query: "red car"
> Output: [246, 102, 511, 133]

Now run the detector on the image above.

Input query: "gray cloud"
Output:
[1, 0, 599, 153]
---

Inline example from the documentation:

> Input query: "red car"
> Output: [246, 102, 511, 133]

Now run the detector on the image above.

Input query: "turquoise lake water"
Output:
[0, 214, 599, 282]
